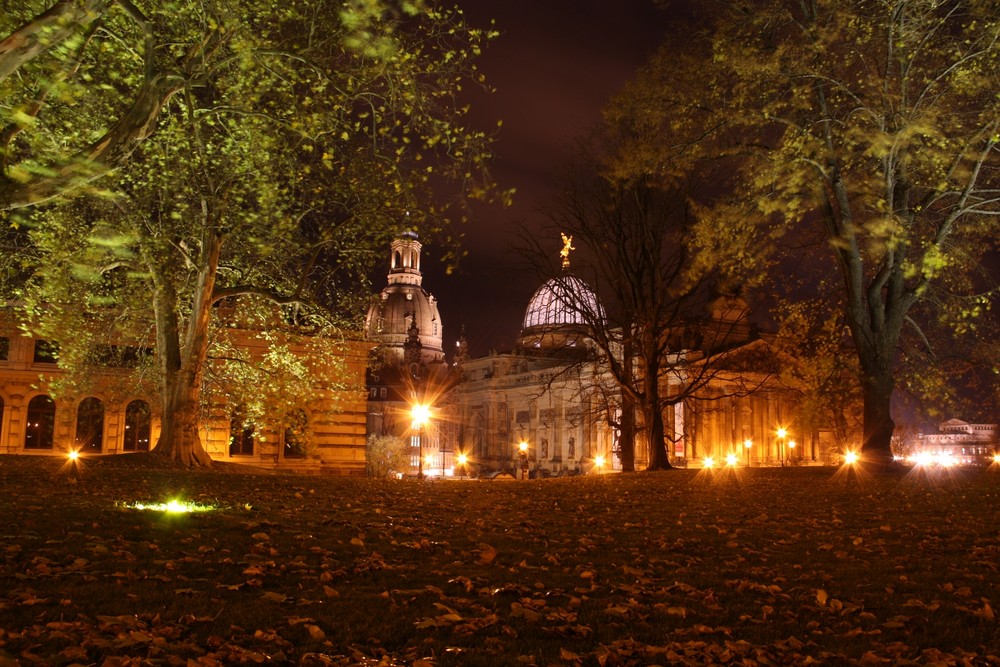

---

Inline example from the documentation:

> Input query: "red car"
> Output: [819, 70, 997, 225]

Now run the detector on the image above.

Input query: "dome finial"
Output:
[559, 233, 575, 269]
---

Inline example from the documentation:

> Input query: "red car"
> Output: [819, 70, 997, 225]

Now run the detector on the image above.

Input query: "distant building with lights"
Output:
[365, 232, 461, 476]
[365, 234, 838, 476]
[912, 419, 998, 465]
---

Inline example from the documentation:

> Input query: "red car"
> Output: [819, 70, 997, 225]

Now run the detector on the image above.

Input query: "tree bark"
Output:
[149, 229, 224, 467]
[618, 338, 636, 472]
[644, 357, 673, 471]
[860, 365, 896, 471]
[0, 0, 113, 82]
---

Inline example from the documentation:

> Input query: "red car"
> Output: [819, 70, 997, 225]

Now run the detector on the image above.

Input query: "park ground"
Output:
[0, 455, 998, 666]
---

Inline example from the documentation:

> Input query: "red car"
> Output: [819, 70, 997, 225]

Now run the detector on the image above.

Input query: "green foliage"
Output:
[609, 0, 1000, 449]
[365, 433, 409, 478]
[2, 1, 500, 458]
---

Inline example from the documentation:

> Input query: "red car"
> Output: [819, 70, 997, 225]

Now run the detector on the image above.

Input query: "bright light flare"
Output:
[518, 440, 528, 454]
[776, 428, 787, 440]
[726, 453, 739, 467]
[125, 499, 216, 513]
[843, 451, 859, 465]
[594, 455, 606, 468]
[992, 453, 1000, 465]
[67, 450, 80, 461]
[457, 453, 468, 466]
[410, 403, 430, 427]
[914, 452, 933, 467]
[702, 456, 715, 469]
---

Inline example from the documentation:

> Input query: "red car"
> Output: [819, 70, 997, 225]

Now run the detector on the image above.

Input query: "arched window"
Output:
[283, 409, 309, 459]
[124, 400, 151, 451]
[25, 395, 55, 449]
[229, 409, 254, 456]
[75, 397, 104, 453]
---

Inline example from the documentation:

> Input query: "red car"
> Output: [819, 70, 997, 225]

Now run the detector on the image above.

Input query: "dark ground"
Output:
[1, 454, 998, 666]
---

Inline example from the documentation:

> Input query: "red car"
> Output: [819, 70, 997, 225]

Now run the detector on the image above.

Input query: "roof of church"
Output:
[521, 274, 602, 331]
[366, 233, 444, 363]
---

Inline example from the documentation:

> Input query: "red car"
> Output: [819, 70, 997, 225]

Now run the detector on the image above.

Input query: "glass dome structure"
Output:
[522, 275, 602, 329]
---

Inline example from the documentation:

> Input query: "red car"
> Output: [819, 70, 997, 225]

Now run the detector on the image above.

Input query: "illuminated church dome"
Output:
[366, 232, 444, 365]
[517, 237, 603, 350]
[521, 275, 601, 330]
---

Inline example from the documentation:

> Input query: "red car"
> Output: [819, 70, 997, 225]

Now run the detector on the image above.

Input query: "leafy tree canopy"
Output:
[610, 0, 1000, 461]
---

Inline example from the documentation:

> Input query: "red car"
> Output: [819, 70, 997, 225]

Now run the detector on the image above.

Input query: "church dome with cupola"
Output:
[366, 232, 445, 366]
[517, 234, 603, 350]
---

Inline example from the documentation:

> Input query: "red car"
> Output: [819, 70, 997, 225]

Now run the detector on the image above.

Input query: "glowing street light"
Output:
[788, 440, 797, 464]
[776, 428, 787, 466]
[844, 450, 859, 465]
[456, 452, 468, 478]
[411, 403, 431, 480]
[744, 439, 753, 467]
[726, 453, 739, 467]
[703, 456, 715, 469]
[992, 453, 1000, 465]
[594, 454, 606, 471]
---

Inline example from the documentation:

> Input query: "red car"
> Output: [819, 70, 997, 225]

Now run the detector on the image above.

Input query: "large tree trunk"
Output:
[860, 368, 895, 471]
[618, 339, 636, 472]
[149, 230, 224, 467]
[644, 357, 673, 471]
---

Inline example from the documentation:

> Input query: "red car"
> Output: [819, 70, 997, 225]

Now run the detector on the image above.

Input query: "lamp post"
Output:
[411, 403, 430, 480]
[744, 439, 753, 467]
[776, 428, 787, 467]
[518, 440, 529, 480]
[788, 440, 796, 465]
[457, 452, 468, 478]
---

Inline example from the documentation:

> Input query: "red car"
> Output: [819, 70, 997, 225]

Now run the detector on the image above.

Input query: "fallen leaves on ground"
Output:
[0, 456, 999, 665]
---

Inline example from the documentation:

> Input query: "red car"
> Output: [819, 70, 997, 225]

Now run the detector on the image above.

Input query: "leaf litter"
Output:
[0, 455, 998, 665]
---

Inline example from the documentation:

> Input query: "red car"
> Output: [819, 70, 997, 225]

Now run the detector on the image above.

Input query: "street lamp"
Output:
[518, 440, 529, 480]
[776, 428, 787, 466]
[594, 454, 606, 473]
[411, 403, 430, 480]
[456, 452, 468, 478]
[744, 439, 753, 467]
[788, 439, 796, 465]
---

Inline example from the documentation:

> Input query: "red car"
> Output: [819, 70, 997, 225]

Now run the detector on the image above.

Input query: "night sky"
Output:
[415, 1, 675, 358]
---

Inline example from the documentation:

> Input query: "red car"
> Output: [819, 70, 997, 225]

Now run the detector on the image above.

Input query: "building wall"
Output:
[455, 350, 619, 476]
[913, 419, 998, 464]
[0, 324, 370, 474]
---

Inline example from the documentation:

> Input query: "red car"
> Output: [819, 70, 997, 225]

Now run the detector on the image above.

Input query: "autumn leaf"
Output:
[476, 543, 498, 565]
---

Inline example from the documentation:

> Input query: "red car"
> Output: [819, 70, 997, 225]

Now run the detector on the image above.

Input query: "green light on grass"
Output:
[126, 499, 217, 513]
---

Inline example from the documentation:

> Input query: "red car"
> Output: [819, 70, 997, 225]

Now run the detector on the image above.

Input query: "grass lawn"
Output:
[0, 455, 998, 666]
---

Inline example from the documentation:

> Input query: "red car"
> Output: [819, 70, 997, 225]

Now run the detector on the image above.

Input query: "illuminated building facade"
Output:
[0, 315, 370, 474]
[366, 234, 838, 476]
[365, 233, 460, 476]
[913, 419, 998, 465]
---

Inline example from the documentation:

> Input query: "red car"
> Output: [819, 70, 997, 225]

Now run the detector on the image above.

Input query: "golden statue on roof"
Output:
[560, 233, 575, 269]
